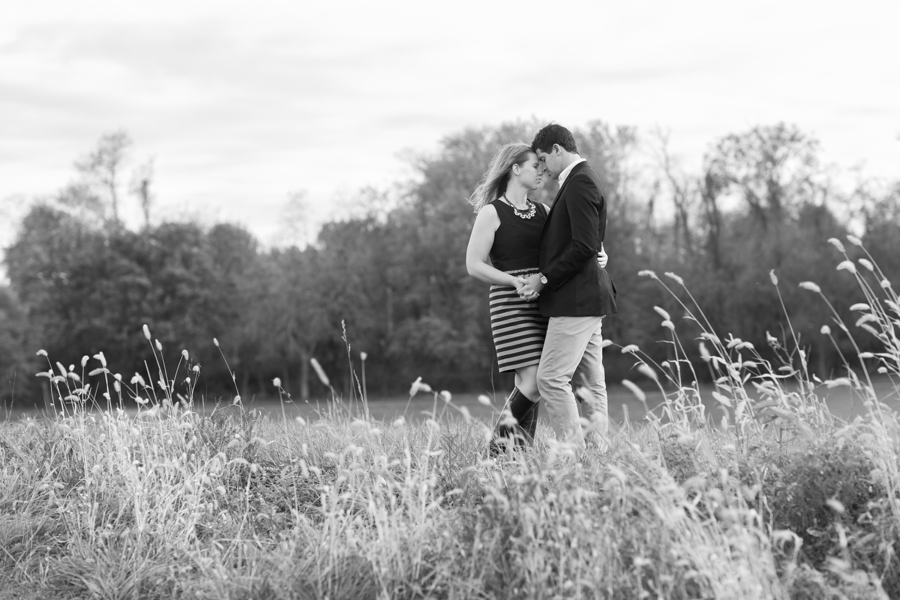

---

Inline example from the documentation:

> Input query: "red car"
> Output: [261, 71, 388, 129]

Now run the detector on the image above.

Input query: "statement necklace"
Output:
[502, 196, 536, 220]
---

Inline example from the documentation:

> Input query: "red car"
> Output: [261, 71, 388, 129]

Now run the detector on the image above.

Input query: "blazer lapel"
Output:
[545, 161, 587, 222]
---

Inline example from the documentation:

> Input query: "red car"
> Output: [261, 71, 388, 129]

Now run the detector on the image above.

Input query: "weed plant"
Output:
[1, 236, 899, 599]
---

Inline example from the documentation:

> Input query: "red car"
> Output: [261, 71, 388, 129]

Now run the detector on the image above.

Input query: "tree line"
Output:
[2, 120, 898, 409]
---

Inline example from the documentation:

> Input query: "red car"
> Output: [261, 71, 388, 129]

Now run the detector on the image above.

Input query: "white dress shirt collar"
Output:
[557, 157, 586, 188]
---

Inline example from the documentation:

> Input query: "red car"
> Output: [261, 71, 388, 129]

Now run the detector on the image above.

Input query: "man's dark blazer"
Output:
[538, 160, 617, 317]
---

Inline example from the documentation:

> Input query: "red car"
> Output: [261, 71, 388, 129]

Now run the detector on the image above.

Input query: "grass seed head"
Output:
[143, 324, 151, 340]
[837, 260, 856, 274]
[621, 379, 646, 403]
[408, 377, 431, 396]
[826, 378, 852, 388]
[477, 394, 492, 406]
[828, 237, 845, 252]
[825, 498, 845, 514]
[272, 377, 281, 388]
[36, 349, 47, 357]
[856, 314, 879, 327]
[664, 272, 685, 286]
[799, 281, 822, 293]
[637, 363, 658, 381]
[310, 358, 330, 387]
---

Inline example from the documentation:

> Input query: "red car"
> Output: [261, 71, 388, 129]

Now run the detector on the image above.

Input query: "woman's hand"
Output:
[513, 276, 528, 295]
[515, 276, 539, 301]
[596, 248, 608, 269]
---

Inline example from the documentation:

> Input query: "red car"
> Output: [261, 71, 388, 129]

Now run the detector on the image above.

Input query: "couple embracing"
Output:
[466, 123, 617, 454]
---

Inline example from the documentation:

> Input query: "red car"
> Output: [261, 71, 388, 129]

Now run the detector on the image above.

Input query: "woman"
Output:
[465, 143, 606, 453]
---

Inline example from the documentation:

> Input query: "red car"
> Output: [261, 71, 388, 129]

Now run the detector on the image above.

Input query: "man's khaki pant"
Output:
[537, 316, 607, 451]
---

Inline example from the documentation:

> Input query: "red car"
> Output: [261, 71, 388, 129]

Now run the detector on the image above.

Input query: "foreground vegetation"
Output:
[2, 239, 900, 599]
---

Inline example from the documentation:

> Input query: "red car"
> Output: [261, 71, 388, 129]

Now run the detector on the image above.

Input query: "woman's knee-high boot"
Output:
[512, 392, 540, 443]
[489, 388, 538, 455]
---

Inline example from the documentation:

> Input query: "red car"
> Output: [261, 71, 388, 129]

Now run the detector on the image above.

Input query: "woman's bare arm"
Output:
[466, 205, 523, 288]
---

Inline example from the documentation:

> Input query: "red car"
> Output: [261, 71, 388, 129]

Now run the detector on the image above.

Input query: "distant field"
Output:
[5, 376, 897, 424]
[261, 376, 900, 425]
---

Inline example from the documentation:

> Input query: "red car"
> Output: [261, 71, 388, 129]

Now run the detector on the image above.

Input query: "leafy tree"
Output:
[4, 206, 254, 403]
[661, 124, 850, 376]
[859, 183, 900, 281]
[257, 247, 336, 399]
[706, 123, 823, 268]
[0, 286, 35, 409]
[4, 121, 899, 407]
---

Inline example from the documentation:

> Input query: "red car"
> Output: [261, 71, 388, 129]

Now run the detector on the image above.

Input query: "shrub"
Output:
[767, 435, 884, 566]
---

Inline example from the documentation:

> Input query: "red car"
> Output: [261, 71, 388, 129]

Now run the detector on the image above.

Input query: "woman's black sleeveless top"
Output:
[488, 199, 547, 272]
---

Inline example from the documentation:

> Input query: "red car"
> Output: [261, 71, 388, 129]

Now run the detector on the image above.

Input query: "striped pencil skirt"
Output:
[489, 268, 550, 373]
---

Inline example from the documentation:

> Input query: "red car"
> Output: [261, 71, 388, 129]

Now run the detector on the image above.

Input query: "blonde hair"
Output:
[468, 143, 534, 213]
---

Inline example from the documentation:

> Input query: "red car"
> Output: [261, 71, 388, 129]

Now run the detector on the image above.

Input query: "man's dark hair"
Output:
[531, 124, 578, 154]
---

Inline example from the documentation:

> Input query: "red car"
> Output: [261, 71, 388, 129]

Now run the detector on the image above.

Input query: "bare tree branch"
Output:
[74, 130, 132, 223]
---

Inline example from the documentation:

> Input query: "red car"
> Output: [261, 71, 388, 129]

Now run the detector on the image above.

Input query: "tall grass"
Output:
[1, 236, 899, 599]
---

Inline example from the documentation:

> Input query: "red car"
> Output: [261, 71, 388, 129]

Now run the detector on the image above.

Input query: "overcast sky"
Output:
[1, 0, 898, 248]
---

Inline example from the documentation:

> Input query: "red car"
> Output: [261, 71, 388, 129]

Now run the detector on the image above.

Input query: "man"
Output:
[519, 123, 617, 451]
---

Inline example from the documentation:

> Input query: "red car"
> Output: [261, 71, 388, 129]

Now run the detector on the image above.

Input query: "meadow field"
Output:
[2, 241, 900, 599]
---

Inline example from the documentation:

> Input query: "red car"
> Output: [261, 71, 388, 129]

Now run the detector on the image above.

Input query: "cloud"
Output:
[1, 0, 898, 254]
